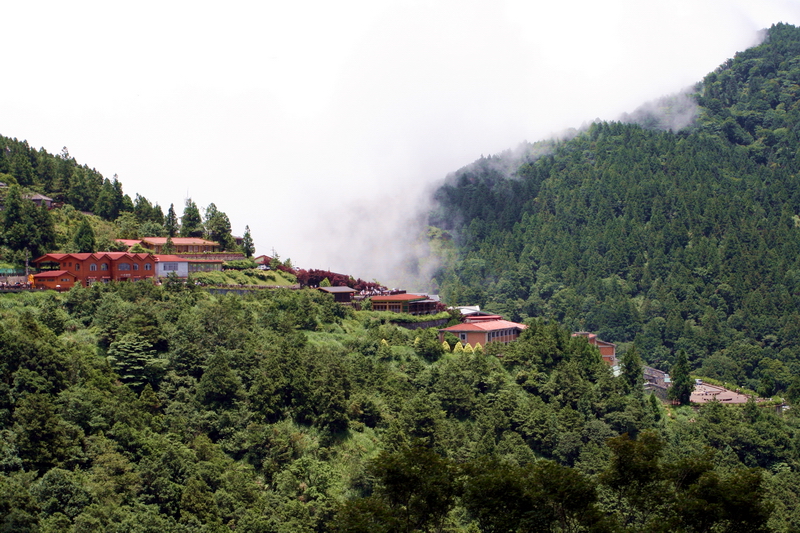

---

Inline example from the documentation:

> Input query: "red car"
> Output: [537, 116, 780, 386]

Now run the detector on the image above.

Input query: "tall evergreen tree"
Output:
[621, 344, 644, 394]
[669, 350, 693, 405]
[241, 226, 255, 258]
[72, 218, 96, 253]
[180, 198, 203, 238]
[164, 203, 179, 237]
[203, 203, 235, 250]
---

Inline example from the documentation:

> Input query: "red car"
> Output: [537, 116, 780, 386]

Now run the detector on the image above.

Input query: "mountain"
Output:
[429, 22, 800, 397]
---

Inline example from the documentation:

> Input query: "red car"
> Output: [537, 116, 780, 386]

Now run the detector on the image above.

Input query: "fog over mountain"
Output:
[3, 0, 800, 282]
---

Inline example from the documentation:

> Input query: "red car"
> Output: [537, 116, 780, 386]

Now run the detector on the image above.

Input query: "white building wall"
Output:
[156, 261, 189, 278]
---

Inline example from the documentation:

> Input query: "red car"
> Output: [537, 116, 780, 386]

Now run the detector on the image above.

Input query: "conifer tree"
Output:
[241, 225, 255, 258]
[621, 344, 644, 394]
[180, 198, 203, 238]
[72, 218, 96, 253]
[669, 350, 693, 405]
[165, 203, 179, 237]
[162, 236, 176, 255]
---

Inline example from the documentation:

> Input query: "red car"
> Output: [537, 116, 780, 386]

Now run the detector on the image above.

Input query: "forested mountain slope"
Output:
[431, 22, 800, 397]
[1, 283, 797, 531]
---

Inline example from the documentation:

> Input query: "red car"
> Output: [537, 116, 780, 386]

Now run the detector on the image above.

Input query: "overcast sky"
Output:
[4, 0, 800, 281]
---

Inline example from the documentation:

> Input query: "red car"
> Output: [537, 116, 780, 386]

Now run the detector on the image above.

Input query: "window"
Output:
[76, 264, 81, 270]
[133, 264, 139, 271]
[144, 264, 152, 271]
[163, 263, 178, 271]
[459, 333, 467, 341]
[100, 263, 108, 271]
[90, 264, 97, 271]
[118, 263, 131, 271]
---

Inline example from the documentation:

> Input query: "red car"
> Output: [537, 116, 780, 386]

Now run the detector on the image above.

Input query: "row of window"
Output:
[83, 263, 152, 271]
[488, 329, 516, 339]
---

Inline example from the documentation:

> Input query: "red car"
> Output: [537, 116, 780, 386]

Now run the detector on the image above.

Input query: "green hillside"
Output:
[1, 282, 797, 531]
[4, 22, 800, 533]
[430, 22, 800, 398]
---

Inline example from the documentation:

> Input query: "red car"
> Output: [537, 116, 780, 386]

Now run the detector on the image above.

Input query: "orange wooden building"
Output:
[33, 252, 157, 289]
[31, 270, 78, 291]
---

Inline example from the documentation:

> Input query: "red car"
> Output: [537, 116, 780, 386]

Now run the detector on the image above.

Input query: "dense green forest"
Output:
[1, 282, 799, 532]
[5, 21, 800, 533]
[431, 22, 800, 399]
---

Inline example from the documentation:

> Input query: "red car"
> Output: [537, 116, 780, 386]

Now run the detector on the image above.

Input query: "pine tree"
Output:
[162, 236, 176, 255]
[621, 344, 644, 394]
[669, 350, 693, 405]
[72, 218, 96, 253]
[165, 203, 179, 237]
[241, 225, 255, 258]
[180, 198, 203, 238]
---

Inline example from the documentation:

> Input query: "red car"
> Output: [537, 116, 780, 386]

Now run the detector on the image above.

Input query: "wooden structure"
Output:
[31, 270, 78, 291]
[318, 286, 357, 303]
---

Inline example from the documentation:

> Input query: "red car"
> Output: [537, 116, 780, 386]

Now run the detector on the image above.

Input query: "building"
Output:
[139, 237, 220, 254]
[318, 286, 357, 303]
[154, 255, 224, 278]
[572, 332, 617, 365]
[370, 293, 440, 315]
[26, 193, 53, 209]
[439, 319, 527, 347]
[154, 255, 189, 278]
[31, 270, 78, 291]
[187, 258, 224, 274]
[33, 252, 157, 288]
[643, 366, 671, 399]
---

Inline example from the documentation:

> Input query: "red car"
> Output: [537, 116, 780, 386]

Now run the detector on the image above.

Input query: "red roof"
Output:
[142, 237, 218, 246]
[154, 255, 186, 262]
[371, 293, 429, 302]
[440, 320, 527, 333]
[32, 270, 75, 278]
[34, 252, 154, 263]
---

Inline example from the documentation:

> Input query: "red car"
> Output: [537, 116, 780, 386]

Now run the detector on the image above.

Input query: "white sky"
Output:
[3, 0, 800, 281]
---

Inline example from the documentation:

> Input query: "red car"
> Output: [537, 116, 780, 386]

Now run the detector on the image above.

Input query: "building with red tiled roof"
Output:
[439, 319, 527, 347]
[33, 252, 157, 288]
[140, 237, 220, 254]
[572, 332, 617, 365]
[31, 270, 78, 291]
[371, 293, 440, 315]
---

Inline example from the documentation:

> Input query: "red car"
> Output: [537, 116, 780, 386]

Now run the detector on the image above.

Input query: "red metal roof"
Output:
[440, 319, 527, 332]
